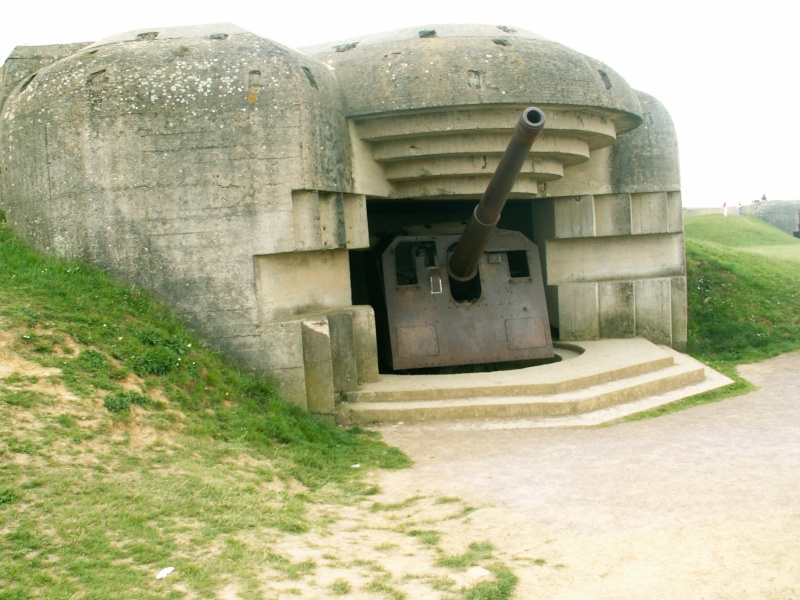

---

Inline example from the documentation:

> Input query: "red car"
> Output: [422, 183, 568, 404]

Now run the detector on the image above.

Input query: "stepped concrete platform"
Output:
[336, 338, 733, 427]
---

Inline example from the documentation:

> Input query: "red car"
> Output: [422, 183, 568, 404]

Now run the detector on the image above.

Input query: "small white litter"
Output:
[465, 566, 492, 581]
[156, 567, 174, 580]
[450, 566, 493, 588]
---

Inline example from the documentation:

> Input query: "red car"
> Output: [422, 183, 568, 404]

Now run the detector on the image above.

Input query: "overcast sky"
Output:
[2, 0, 798, 207]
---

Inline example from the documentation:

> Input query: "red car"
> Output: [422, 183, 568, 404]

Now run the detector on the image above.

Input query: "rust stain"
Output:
[248, 87, 259, 103]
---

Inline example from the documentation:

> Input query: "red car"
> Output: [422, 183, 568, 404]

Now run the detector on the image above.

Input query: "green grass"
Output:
[684, 214, 800, 248]
[0, 220, 409, 484]
[409, 529, 442, 546]
[436, 542, 496, 569]
[463, 564, 518, 600]
[623, 213, 800, 421]
[686, 214, 800, 362]
[330, 578, 351, 594]
[435, 543, 517, 600]
[685, 215, 800, 265]
[0, 215, 518, 599]
[0, 219, 411, 598]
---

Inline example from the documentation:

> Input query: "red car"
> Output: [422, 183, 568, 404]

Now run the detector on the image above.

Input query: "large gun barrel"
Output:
[447, 107, 546, 281]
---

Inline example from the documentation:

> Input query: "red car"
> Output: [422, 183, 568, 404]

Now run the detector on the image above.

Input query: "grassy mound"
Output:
[685, 213, 800, 248]
[0, 214, 414, 598]
[685, 214, 800, 363]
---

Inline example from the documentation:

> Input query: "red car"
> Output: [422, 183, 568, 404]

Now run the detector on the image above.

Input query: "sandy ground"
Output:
[371, 351, 800, 599]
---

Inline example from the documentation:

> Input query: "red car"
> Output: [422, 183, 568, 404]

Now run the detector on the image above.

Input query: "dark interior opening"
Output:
[348, 197, 557, 373]
[394, 241, 437, 286]
[448, 273, 482, 303]
[364, 198, 536, 241]
[506, 250, 530, 278]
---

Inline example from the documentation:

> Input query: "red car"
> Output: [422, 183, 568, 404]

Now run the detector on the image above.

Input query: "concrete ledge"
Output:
[337, 339, 733, 426]
[345, 338, 674, 403]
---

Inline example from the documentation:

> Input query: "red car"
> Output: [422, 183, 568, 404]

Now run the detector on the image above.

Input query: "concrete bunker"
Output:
[0, 23, 689, 417]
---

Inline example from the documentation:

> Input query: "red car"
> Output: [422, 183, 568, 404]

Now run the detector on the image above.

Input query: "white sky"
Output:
[2, 0, 798, 207]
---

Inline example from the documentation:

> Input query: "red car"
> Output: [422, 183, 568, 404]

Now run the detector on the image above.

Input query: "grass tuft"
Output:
[463, 563, 518, 600]
[103, 390, 148, 413]
[408, 529, 442, 546]
[331, 578, 351, 595]
[437, 541, 496, 569]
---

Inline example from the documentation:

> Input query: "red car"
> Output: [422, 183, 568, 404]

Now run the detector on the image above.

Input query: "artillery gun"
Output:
[375, 107, 554, 371]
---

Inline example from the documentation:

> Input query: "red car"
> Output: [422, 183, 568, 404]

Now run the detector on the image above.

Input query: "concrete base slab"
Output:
[337, 338, 733, 426]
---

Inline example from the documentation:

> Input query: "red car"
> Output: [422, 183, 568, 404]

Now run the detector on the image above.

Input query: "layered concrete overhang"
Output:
[306, 24, 643, 199]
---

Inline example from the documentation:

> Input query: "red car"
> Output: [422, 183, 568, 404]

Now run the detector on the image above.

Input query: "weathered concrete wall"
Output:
[743, 200, 800, 235]
[0, 43, 92, 112]
[540, 92, 687, 349]
[307, 25, 643, 201]
[0, 24, 376, 410]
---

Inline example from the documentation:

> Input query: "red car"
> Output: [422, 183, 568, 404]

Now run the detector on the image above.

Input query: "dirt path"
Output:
[373, 351, 800, 599]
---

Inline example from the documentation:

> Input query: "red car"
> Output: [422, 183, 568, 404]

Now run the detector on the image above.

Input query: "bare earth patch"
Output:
[0, 329, 62, 380]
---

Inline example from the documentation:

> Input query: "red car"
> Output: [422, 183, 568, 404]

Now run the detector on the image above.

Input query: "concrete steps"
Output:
[336, 339, 733, 426]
